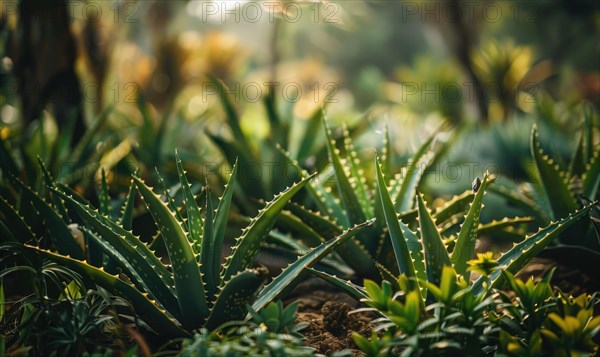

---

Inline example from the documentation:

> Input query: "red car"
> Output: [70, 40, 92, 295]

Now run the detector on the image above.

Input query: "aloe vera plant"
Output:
[0, 155, 373, 336]
[275, 119, 534, 284]
[489, 119, 600, 275]
[354, 266, 600, 356]
[310, 156, 598, 301]
[204, 77, 378, 216]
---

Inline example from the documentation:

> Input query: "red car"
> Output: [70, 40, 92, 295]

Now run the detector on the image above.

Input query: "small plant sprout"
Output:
[467, 252, 501, 278]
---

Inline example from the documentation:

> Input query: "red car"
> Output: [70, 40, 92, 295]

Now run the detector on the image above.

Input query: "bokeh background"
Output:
[0, 0, 598, 194]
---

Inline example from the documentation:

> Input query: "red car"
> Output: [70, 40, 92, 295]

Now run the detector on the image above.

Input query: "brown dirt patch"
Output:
[285, 279, 373, 356]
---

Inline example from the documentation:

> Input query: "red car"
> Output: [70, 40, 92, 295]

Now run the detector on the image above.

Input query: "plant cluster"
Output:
[352, 267, 600, 356]
[0, 88, 598, 355]
[179, 301, 317, 357]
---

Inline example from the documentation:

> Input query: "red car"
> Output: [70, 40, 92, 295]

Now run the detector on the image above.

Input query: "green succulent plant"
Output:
[247, 300, 307, 336]
[354, 267, 600, 356]
[308, 158, 597, 300]
[204, 76, 338, 212]
[182, 300, 316, 357]
[180, 300, 318, 357]
[497, 269, 600, 356]
[0, 155, 373, 337]
[0, 252, 133, 356]
[353, 266, 500, 356]
[489, 118, 600, 275]
[276, 120, 442, 276]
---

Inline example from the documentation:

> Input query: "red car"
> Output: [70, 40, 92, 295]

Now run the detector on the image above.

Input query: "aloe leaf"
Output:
[252, 219, 375, 312]
[212, 159, 238, 278]
[80, 226, 181, 320]
[175, 152, 203, 251]
[69, 106, 112, 173]
[570, 130, 587, 177]
[274, 144, 348, 225]
[343, 124, 373, 218]
[416, 193, 451, 286]
[133, 177, 209, 327]
[0, 197, 35, 243]
[118, 179, 137, 231]
[99, 169, 111, 218]
[263, 86, 282, 140]
[200, 186, 216, 300]
[154, 168, 185, 225]
[205, 131, 263, 200]
[531, 125, 578, 219]
[207, 75, 247, 148]
[51, 189, 179, 314]
[323, 118, 367, 229]
[222, 175, 312, 282]
[312, 184, 350, 227]
[433, 191, 474, 226]
[398, 209, 419, 225]
[110, 178, 137, 274]
[477, 217, 533, 236]
[375, 156, 415, 277]
[375, 262, 400, 290]
[279, 211, 325, 247]
[397, 220, 427, 298]
[439, 212, 466, 237]
[23, 245, 187, 337]
[10, 176, 83, 260]
[381, 122, 393, 177]
[295, 107, 325, 161]
[570, 104, 595, 176]
[484, 229, 525, 243]
[56, 183, 89, 205]
[394, 131, 437, 212]
[582, 147, 599, 200]
[286, 202, 344, 240]
[36, 157, 69, 221]
[285, 202, 376, 277]
[205, 268, 267, 330]
[488, 185, 549, 223]
[307, 267, 368, 300]
[451, 173, 492, 279]
[471, 201, 598, 295]
[280, 209, 377, 277]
